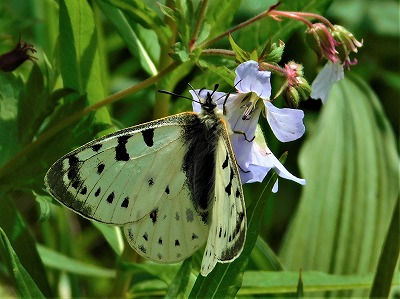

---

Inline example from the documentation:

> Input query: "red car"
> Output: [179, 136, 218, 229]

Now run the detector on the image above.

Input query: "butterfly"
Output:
[45, 87, 247, 276]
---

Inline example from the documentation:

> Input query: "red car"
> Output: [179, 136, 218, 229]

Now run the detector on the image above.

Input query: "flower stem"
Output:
[201, 48, 235, 57]
[198, 10, 270, 49]
[0, 61, 180, 181]
[190, 0, 208, 50]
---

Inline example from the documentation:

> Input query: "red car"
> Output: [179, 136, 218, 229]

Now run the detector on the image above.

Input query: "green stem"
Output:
[190, 0, 208, 50]
[153, 0, 178, 119]
[0, 61, 180, 181]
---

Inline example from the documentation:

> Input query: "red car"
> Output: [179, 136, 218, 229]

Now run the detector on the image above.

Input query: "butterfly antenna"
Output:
[158, 89, 196, 104]
[187, 83, 202, 104]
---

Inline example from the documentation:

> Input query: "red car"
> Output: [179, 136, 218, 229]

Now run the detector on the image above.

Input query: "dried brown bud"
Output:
[0, 36, 37, 72]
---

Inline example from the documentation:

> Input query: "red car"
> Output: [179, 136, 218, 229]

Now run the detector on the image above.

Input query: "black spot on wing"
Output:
[107, 192, 115, 204]
[121, 197, 129, 208]
[224, 167, 235, 196]
[158, 237, 163, 245]
[175, 239, 180, 246]
[222, 153, 229, 169]
[186, 208, 194, 222]
[192, 233, 198, 240]
[138, 245, 147, 253]
[150, 209, 158, 224]
[165, 186, 170, 194]
[97, 163, 105, 174]
[143, 232, 148, 241]
[142, 128, 154, 147]
[175, 212, 180, 221]
[235, 188, 240, 198]
[95, 187, 101, 197]
[157, 253, 163, 259]
[219, 227, 222, 238]
[67, 155, 79, 180]
[71, 180, 80, 189]
[92, 144, 102, 152]
[80, 186, 87, 195]
[148, 178, 154, 186]
[115, 135, 130, 161]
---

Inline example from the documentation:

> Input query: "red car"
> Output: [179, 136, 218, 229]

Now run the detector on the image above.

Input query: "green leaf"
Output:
[229, 34, 249, 63]
[100, 0, 170, 47]
[0, 72, 24, 167]
[0, 228, 45, 298]
[96, 0, 159, 76]
[165, 257, 193, 298]
[189, 161, 281, 298]
[36, 244, 115, 278]
[59, 0, 112, 136]
[239, 271, 400, 294]
[280, 75, 399, 297]
[0, 195, 52, 296]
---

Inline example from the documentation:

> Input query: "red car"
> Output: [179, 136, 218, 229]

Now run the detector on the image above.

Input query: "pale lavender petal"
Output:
[265, 101, 305, 142]
[311, 61, 344, 103]
[272, 180, 279, 193]
[234, 60, 271, 99]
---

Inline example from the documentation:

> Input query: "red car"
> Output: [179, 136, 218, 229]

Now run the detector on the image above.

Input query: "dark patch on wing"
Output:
[97, 163, 105, 174]
[235, 188, 240, 198]
[121, 197, 129, 208]
[95, 187, 101, 197]
[142, 128, 154, 147]
[192, 233, 198, 240]
[80, 186, 87, 195]
[138, 245, 147, 253]
[148, 178, 154, 186]
[158, 237, 163, 245]
[186, 208, 194, 222]
[92, 144, 102, 152]
[165, 186, 170, 194]
[224, 167, 235, 196]
[115, 135, 130, 161]
[175, 239, 180, 246]
[67, 155, 79, 180]
[150, 208, 158, 224]
[143, 232, 148, 241]
[222, 153, 229, 169]
[106, 192, 115, 204]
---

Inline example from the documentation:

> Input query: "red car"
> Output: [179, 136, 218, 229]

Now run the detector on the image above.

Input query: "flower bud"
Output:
[332, 25, 363, 65]
[305, 23, 340, 63]
[0, 36, 36, 72]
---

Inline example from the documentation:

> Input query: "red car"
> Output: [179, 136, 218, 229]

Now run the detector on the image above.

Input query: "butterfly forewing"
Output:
[46, 115, 193, 225]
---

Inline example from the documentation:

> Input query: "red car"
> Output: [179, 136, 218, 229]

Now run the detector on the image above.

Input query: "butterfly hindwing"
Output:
[123, 170, 209, 263]
[200, 122, 246, 276]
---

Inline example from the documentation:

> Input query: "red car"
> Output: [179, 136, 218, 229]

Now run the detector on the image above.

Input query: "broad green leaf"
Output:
[59, 0, 112, 136]
[100, 0, 170, 47]
[96, 0, 159, 76]
[189, 161, 281, 298]
[238, 271, 400, 294]
[0, 228, 45, 298]
[165, 257, 193, 298]
[121, 262, 181, 285]
[36, 244, 115, 278]
[280, 75, 399, 297]
[0, 196, 52, 297]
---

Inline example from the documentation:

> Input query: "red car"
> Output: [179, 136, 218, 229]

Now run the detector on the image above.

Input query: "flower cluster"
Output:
[306, 23, 363, 102]
[191, 60, 306, 191]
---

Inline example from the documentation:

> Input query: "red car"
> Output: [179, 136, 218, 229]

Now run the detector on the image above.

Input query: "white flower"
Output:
[190, 60, 306, 188]
[311, 61, 344, 103]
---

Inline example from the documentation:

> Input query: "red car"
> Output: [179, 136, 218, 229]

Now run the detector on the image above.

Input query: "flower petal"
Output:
[311, 61, 344, 103]
[265, 101, 305, 142]
[234, 60, 271, 99]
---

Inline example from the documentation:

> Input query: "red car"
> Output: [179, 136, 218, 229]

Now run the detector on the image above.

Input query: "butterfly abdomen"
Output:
[181, 111, 224, 222]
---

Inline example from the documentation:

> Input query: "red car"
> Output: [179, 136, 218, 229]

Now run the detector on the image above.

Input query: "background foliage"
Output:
[0, 0, 398, 297]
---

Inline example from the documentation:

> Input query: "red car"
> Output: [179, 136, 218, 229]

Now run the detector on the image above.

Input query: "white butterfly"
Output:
[45, 88, 246, 276]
